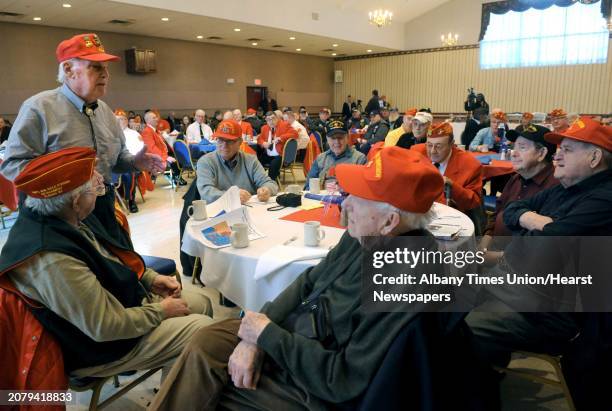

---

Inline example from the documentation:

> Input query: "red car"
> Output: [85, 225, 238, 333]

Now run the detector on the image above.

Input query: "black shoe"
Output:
[129, 200, 139, 213]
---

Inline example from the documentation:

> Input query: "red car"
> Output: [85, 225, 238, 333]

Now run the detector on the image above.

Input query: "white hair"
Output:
[25, 181, 91, 216]
[222, 111, 233, 120]
[373, 200, 434, 230]
[57, 58, 82, 83]
[195, 109, 206, 117]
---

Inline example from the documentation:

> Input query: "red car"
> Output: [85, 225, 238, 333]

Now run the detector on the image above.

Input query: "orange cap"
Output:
[522, 112, 534, 121]
[15, 147, 97, 199]
[336, 147, 443, 213]
[404, 108, 418, 117]
[114, 108, 127, 117]
[246, 108, 256, 115]
[545, 116, 612, 152]
[548, 108, 567, 118]
[213, 119, 242, 140]
[492, 111, 507, 122]
[56, 33, 119, 63]
[429, 122, 453, 138]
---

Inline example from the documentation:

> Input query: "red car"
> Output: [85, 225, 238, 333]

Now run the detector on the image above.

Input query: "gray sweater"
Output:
[196, 151, 278, 203]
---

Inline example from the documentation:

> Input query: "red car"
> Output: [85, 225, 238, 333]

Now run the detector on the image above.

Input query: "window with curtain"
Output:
[480, 2, 609, 69]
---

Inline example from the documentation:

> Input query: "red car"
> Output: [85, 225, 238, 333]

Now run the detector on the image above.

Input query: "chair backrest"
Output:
[281, 138, 299, 167]
[312, 131, 323, 151]
[173, 140, 194, 170]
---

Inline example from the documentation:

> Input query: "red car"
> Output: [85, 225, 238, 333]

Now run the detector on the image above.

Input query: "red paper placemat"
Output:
[280, 205, 345, 229]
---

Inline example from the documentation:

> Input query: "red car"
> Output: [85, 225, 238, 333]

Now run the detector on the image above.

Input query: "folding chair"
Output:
[173, 140, 196, 187]
[277, 138, 299, 189]
[111, 173, 129, 214]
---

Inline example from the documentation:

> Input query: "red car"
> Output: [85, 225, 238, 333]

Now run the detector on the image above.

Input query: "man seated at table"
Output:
[514, 112, 534, 134]
[283, 109, 310, 151]
[548, 108, 570, 134]
[233, 109, 254, 142]
[304, 120, 366, 190]
[479, 124, 558, 265]
[186, 109, 213, 147]
[384, 108, 418, 148]
[461, 107, 488, 148]
[0, 147, 215, 379]
[356, 110, 389, 154]
[346, 108, 367, 130]
[142, 111, 185, 186]
[469, 111, 506, 152]
[310, 108, 331, 140]
[256, 111, 299, 181]
[466, 117, 612, 406]
[114, 108, 144, 213]
[198, 119, 277, 204]
[149, 147, 449, 411]
[413, 122, 483, 213]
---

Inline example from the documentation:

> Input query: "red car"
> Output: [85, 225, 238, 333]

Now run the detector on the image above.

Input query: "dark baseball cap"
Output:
[507, 124, 556, 155]
[327, 120, 348, 138]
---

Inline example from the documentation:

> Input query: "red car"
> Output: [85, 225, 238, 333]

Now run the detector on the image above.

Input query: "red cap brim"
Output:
[335, 163, 379, 203]
[80, 53, 120, 62]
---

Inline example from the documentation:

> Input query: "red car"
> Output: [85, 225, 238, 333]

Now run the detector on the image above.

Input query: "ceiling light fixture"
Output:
[234, 28, 241, 32]
[289, 36, 296, 40]
[161, 17, 169, 21]
[33, 17, 42, 21]
[62, 3, 72, 8]
[296, 48, 301, 51]
[196, 35, 203, 39]
[367, 49, 373, 53]
[332, 53, 337, 56]
[441, 32, 459, 46]
[251, 42, 258, 46]
[332, 44, 338, 47]
[368, 9, 392, 28]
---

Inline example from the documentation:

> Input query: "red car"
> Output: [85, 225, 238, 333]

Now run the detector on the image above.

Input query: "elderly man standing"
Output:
[0, 147, 214, 380]
[413, 122, 482, 214]
[149, 147, 448, 411]
[198, 120, 277, 204]
[256, 111, 298, 181]
[548, 108, 570, 133]
[0, 33, 163, 249]
[304, 120, 366, 190]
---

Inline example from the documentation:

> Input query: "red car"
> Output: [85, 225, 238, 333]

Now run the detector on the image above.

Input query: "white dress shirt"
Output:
[186, 121, 213, 144]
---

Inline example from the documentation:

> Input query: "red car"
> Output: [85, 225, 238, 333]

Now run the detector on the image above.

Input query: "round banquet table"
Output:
[181, 197, 474, 311]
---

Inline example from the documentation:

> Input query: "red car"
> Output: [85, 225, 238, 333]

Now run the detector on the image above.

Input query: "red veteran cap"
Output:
[336, 147, 443, 213]
[15, 147, 97, 198]
[429, 122, 453, 138]
[246, 108, 256, 115]
[405, 108, 418, 117]
[114, 108, 127, 117]
[56, 33, 119, 63]
[545, 116, 612, 152]
[548, 108, 567, 118]
[213, 119, 242, 140]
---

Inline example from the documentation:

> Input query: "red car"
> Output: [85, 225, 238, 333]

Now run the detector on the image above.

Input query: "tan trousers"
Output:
[148, 319, 329, 411]
[72, 289, 216, 378]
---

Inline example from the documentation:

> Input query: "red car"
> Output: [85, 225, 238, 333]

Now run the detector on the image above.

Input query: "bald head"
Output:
[223, 111, 233, 120]
[195, 109, 206, 124]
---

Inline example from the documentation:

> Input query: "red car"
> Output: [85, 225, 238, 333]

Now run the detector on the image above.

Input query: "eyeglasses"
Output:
[426, 143, 448, 150]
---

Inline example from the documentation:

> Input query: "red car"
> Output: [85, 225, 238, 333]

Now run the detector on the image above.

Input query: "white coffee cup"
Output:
[309, 178, 320, 194]
[304, 221, 325, 247]
[286, 184, 301, 194]
[188, 200, 208, 220]
[230, 222, 249, 248]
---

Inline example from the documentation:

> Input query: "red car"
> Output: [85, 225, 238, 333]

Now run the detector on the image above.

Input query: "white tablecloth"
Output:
[182, 198, 474, 310]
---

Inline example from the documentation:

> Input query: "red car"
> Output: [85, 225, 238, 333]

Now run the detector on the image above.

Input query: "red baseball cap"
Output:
[548, 108, 567, 118]
[246, 108, 256, 115]
[56, 33, 119, 63]
[15, 147, 97, 198]
[114, 108, 127, 117]
[336, 147, 443, 213]
[545, 116, 612, 152]
[213, 119, 242, 140]
[404, 108, 418, 117]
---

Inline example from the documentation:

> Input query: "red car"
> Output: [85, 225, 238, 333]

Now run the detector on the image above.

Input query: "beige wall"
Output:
[334, 42, 612, 115]
[0, 22, 334, 118]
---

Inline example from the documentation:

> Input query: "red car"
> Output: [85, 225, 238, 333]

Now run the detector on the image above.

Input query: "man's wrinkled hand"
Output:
[228, 341, 264, 390]
[160, 296, 190, 318]
[239, 189, 252, 204]
[519, 211, 553, 231]
[151, 274, 181, 297]
[256, 187, 271, 202]
[238, 311, 271, 345]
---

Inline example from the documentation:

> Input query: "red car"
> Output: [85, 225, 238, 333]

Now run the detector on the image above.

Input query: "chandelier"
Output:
[441, 32, 459, 47]
[369, 9, 393, 28]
